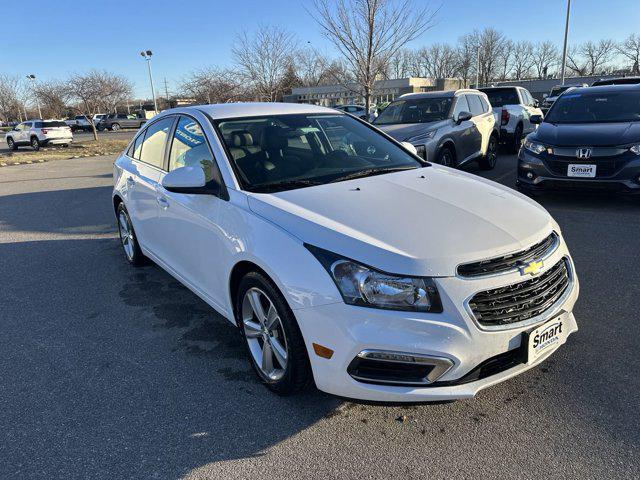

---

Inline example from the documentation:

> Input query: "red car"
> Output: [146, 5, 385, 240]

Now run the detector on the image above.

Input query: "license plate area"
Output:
[526, 316, 566, 364]
[567, 164, 596, 177]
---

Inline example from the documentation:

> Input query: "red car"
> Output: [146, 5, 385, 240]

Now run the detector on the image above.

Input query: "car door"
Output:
[467, 94, 491, 158]
[450, 95, 476, 161]
[17, 122, 30, 144]
[126, 116, 175, 256]
[153, 114, 228, 309]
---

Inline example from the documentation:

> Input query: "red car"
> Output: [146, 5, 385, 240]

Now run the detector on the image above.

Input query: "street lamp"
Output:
[560, 0, 571, 85]
[26, 74, 42, 119]
[140, 50, 158, 113]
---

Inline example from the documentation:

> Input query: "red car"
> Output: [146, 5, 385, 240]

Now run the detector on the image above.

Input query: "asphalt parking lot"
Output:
[1, 151, 638, 479]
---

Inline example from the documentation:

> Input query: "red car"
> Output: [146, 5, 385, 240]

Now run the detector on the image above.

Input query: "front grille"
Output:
[458, 232, 558, 278]
[542, 148, 631, 178]
[469, 259, 570, 327]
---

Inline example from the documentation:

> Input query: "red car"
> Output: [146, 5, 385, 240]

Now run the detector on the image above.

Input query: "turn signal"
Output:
[312, 343, 334, 359]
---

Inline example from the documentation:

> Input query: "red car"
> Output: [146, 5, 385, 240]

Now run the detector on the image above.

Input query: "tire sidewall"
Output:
[235, 271, 310, 394]
[116, 203, 144, 266]
[31, 137, 40, 151]
[437, 147, 455, 168]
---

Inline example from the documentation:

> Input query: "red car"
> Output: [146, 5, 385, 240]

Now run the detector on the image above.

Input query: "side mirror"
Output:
[400, 141, 418, 156]
[455, 111, 472, 124]
[161, 166, 207, 193]
[530, 114, 543, 124]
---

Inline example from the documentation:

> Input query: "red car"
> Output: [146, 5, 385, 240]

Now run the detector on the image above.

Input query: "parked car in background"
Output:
[541, 84, 588, 114]
[92, 113, 108, 125]
[518, 84, 640, 194]
[480, 86, 543, 153]
[112, 102, 578, 402]
[97, 113, 146, 131]
[65, 115, 93, 132]
[591, 76, 640, 86]
[374, 89, 499, 170]
[333, 104, 369, 120]
[5, 120, 72, 151]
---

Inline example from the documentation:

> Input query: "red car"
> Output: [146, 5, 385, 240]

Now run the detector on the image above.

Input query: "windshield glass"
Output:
[545, 90, 640, 124]
[481, 88, 519, 107]
[214, 113, 423, 192]
[374, 97, 452, 125]
[549, 86, 570, 97]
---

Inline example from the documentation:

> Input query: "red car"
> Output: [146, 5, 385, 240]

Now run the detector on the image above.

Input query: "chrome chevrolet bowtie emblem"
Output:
[576, 147, 592, 159]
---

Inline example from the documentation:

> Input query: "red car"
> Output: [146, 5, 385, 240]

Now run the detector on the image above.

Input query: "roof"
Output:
[179, 102, 339, 119]
[399, 89, 482, 100]
[570, 83, 640, 94]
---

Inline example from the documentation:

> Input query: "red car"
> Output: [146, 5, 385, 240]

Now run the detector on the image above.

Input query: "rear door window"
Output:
[138, 117, 174, 169]
[467, 95, 484, 116]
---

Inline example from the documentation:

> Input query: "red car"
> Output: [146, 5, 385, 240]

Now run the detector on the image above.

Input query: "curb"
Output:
[0, 152, 119, 167]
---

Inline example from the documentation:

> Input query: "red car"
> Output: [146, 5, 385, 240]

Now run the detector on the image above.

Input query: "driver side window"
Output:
[168, 116, 215, 182]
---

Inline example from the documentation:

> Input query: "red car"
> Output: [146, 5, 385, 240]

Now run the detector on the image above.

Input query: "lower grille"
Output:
[543, 156, 629, 178]
[469, 259, 570, 327]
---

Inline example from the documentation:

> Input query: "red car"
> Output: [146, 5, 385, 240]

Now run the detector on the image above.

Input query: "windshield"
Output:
[214, 113, 423, 192]
[549, 86, 570, 97]
[545, 90, 640, 124]
[481, 88, 519, 107]
[374, 97, 452, 125]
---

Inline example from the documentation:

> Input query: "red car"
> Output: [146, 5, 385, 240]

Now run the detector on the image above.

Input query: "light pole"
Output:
[560, 0, 571, 85]
[26, 74, 42, 119]
[140, 50, 158, 113]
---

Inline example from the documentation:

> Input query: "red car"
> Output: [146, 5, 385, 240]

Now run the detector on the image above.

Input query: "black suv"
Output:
[517, 84, 640, 194]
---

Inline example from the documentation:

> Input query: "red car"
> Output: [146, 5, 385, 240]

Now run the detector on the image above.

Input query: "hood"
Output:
[247, 167, 554, 277]
[534, 121, 640, 146]
[376, 120, 447, 142]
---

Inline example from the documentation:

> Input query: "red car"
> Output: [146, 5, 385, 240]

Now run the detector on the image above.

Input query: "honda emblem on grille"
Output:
[519, 260, 544, 276]
[576, 147, 592, 159]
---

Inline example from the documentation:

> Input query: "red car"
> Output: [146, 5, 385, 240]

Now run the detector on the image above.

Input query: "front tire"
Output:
[6, 137, 17, 150]
[436, 146, 456, 168]
[111, 123, 121, 131]
[236, 271, 312, 395]
[478, 134, 498, 170]
[116, 203, 145, 266]
[30, 136, 40, 151]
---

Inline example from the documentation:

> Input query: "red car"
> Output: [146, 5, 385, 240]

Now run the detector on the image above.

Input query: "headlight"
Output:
[407, 130, 436, 143]
[630, 144, 640, 155]
[524, 139, 547, 155]
[306, 245, 442, 313]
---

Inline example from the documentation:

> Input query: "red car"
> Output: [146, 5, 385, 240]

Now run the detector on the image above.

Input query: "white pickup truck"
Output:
[64, 115, 93, 132]
[479, 86, 543, 153]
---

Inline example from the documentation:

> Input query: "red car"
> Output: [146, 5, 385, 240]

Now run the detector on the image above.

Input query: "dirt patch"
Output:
[0, 138, 129, 166]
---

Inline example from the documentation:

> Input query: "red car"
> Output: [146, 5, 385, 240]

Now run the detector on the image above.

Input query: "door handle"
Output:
[156, 196, 170, 209]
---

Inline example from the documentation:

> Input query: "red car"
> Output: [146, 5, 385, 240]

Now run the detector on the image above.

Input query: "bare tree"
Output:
[294, 48, 342, 87]
[0, 74, 27, 122]
[532, 41, 559, 79]
[496, 39, 514, 81]
[420, 43, 459, 79]
[617, 34, 640, 74]
[65, 70, 132, 140]
[181, 67, 247, 104]
[33, 81, 69, 119]
[232, 25, 297, 102]
[511, 41, 534, 80]
[456, 35, 477, 87]
[464, 28, 506, 86]
[310, 0, 437, 112]
[568, 40, 617, 76]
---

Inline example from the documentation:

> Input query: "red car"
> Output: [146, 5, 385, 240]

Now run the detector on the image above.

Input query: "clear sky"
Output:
[2, 0, 638, 98]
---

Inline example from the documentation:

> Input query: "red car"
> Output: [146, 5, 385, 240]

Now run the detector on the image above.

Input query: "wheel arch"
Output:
[437, 139, 457, 160]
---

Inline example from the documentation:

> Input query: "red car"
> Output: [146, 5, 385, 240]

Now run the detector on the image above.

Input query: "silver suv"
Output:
[5, 120, 72, 151]
[374, 89, 499, 170]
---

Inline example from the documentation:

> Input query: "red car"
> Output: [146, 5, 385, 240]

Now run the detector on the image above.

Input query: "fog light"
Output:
[527, 172, 534, 179]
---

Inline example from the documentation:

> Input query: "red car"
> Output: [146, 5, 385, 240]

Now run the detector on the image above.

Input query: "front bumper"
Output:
[295, 243, 579, 402]
[517, 149, 640, 193]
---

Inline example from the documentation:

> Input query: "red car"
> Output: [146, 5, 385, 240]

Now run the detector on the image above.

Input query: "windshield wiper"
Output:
[329, 166, 417, 183]
[249, 179, 322, 193]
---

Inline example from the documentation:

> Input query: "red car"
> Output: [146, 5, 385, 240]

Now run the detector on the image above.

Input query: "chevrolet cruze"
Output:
[112, 103, 579, 402]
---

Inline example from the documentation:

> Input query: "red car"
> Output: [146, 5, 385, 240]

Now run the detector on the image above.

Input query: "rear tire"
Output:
[508, 124, 523, 153]
[111, 123, 121, 131]
[478, 134, 498, 170]
[6, 137, 17, 150]
[30, 136, 40, 151]
[116, 203, 146, 266]
[436, 146, 456, 168]
[236, 271, 312, 395]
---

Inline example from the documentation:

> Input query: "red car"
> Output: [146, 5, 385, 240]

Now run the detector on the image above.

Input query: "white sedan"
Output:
[112, 103, 579, 402]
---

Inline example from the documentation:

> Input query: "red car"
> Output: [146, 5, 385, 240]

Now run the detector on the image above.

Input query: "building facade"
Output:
[283, 77, 465, 106]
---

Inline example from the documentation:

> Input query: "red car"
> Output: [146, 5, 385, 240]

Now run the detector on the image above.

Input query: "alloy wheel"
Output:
[117, 211, 135, 261]
[31, 138, 39, 151]
[487, 137, 498, 167]
[242, 287, 288, 381]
